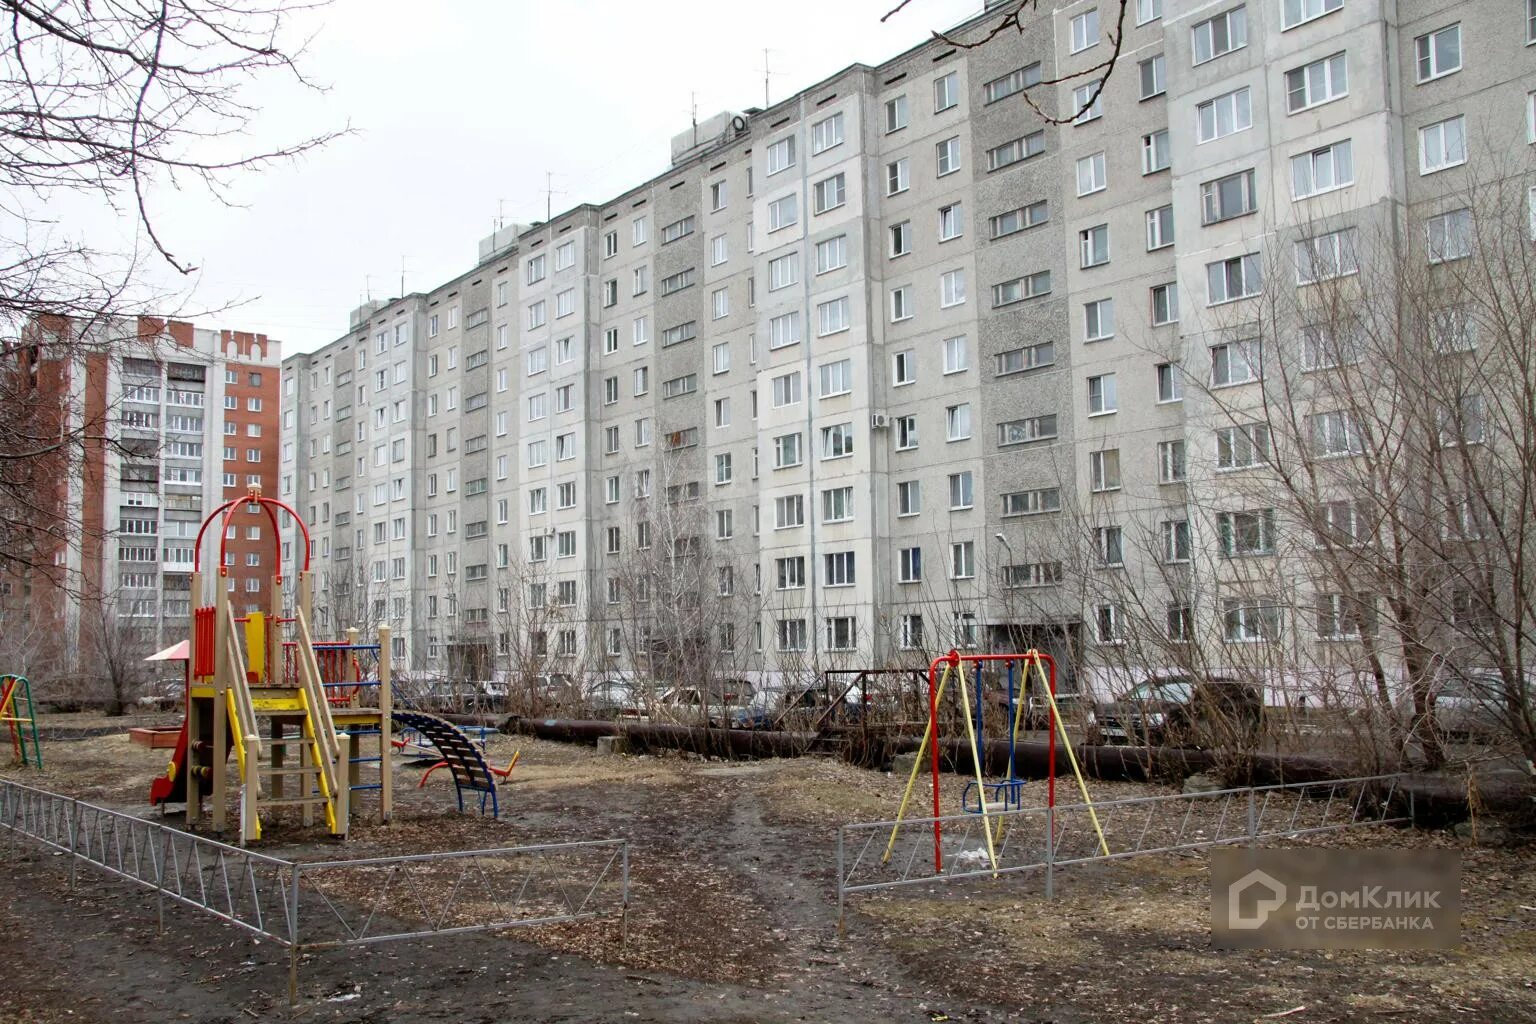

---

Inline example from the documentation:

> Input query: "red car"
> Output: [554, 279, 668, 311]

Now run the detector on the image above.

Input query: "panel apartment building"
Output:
[12, 316, 282, 676]
[282, 0, 1536, 694]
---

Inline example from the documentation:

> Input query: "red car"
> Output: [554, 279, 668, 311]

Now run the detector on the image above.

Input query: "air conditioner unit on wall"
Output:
[870, 412, 889, 430]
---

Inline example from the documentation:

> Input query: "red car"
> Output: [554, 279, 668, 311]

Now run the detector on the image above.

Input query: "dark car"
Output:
[1095, 676, 1263, 748]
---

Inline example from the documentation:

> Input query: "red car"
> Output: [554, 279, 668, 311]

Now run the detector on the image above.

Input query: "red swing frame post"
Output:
[924, 649, 1058, 873]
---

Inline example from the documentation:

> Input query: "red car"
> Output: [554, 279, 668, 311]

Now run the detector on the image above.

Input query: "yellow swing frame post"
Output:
[883, 650, 1109, 880]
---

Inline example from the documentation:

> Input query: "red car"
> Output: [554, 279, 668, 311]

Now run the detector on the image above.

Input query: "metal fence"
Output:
[0, 779, 628, 1001]
[837, 774, 1411, 926]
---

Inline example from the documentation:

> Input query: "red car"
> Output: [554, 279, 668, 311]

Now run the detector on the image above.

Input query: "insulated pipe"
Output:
[500, 717, 1522, 823]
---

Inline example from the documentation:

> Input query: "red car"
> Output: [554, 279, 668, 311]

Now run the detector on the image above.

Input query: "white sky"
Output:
[140, 0, 986, 355]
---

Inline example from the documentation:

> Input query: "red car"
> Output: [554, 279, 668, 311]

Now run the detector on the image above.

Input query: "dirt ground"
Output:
[0, 716, 1532, 1023]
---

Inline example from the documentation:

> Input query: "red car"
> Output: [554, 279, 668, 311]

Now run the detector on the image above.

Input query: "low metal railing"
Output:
[837, 773, 1411, 927]
[0, 779, 628, 1002]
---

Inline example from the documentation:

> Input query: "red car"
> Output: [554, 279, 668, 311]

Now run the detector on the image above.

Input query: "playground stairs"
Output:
[242, 684, 341, 826]
[0, 675, 41, 769]
[208, 603, 347, 841]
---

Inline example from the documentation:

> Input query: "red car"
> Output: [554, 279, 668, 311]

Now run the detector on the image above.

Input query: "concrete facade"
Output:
[281, 0, 1536, 693]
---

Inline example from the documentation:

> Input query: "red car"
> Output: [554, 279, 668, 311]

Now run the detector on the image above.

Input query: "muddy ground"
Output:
[0, 716, 1531, 1023]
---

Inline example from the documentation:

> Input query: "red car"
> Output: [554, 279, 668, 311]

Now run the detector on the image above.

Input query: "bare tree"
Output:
[605, 451, 766, 726]
[2, 2, 339, 585]
[1086, 169, 1536, 770]
[75, 588, 159, 714]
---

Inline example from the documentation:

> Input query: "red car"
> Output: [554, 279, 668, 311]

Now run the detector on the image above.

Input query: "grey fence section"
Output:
[0, 779, 628, 999]
[837, 774, 1410, 920]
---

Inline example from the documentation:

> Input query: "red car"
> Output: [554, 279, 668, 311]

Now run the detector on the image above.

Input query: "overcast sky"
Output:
[139, 0, 985, 356]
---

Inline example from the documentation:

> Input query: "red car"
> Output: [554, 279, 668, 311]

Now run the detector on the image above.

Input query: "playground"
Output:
[0, 719, 1530, 1023]
[0, 495, 1531, 1022]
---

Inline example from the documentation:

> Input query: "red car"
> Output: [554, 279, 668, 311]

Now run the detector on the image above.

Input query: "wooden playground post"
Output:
[378, 625, 393, 823]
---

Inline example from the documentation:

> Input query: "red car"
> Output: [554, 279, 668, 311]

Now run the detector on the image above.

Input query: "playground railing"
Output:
[0, 779, 630, 1003]
[836, 773, 1411, 926]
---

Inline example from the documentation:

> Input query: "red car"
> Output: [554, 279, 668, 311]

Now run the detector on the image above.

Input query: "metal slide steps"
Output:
[391, 710, 501, 816]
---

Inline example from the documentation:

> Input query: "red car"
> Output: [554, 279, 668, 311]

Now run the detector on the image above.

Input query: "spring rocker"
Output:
[883, 650, 1108, 877]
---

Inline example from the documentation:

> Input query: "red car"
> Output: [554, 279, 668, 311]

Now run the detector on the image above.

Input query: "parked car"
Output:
[1095, 675, 1263, 748]
[1417, 672, 1506, 742]
[584, 679, 643, 720]
[657, 679, 756, 726]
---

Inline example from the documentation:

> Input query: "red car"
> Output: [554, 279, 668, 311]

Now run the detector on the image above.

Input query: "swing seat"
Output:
[961, 777, 1025, 814]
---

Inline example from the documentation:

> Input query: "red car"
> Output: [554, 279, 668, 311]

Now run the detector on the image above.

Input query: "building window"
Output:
[816, 235, 848, 273]
[1223, 597, 1281, 642]
[933, 71, 958, 112]
[1076, 152, 1106, 195]
[998, 414, 1058, 446]
[767, 193, 798, 231]
[1087, 373, 1117, 414]
[1286, 52, 1347, 113]
[935, 136, 961, 176]
[1419, 116, 1467, 174]
[1146, 205, 1174, 250]
[899, 546, 923, 582]
[1157, 440, 1186, 483]
[1219, 509, 1277, 558]
[1192, 6, 1246, 64]
[1080, 224, 1110, 267]
[986, 131, 1046, 171]
[1415, 24, 1461, 82]
[1072, 82, 1103, 123]
[1139, 54, 1166, 99]
[1196, 87, 1252, 143]
[948, 471, 973, 510]
[813, 172, 847, 214]
[1094, 605, 1124, 644]
[1084, 299, 1114, 341]
[811, 112, 844, 154]
[1157, 362, 1183, 402]
[945, 403, 971, 441]
[824, 551, 856, 587]
[950, 541, 975, 580]
[939, 203, 963, 241]
[1089, 448, 1121, 491]
[1217, 422, 1271, 470]
[984, 63, 1041, 104]
[1201, 168, 1257, 223]
[1162, 519, 1191, 563]
[1292, 140, 1353, 199]
[940, 269, 966, 307]
[1282, 0, 1340, 28]
[1211, 337, 1262, 386]
[1206, 253, 1263, 304]
[1070, 8, 1100, 53]
[766, 135, 795, 175]
[1294, 227, 1359, 284]
[887, 158, 910, 196]
[885, 94, 908, 133]
[992, 272, 1051, 307]
[989, 200, 1049, 238]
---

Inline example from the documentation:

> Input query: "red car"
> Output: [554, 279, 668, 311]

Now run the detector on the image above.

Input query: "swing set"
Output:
[884, 650, 1110, 876]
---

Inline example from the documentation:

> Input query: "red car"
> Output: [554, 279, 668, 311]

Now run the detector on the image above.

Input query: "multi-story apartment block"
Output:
[283, 0, 1536, 695]
[14, 316, 281, 673]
